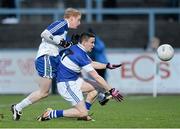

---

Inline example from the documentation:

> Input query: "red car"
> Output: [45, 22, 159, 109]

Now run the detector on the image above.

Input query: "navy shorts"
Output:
[35, 55, 60, 79]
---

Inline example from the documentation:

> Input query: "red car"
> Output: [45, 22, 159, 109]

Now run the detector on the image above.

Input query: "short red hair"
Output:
[64, 8, 81, 19]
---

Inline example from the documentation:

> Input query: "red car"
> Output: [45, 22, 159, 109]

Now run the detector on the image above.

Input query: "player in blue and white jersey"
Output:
[11, 8, 81, 121]
[37, 32, 123, 121]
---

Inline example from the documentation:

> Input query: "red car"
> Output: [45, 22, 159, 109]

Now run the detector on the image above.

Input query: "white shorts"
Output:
[57, 77, 84, 106]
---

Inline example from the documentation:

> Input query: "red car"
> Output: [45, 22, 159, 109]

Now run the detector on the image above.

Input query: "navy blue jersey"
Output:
[56, 44, 94, 82]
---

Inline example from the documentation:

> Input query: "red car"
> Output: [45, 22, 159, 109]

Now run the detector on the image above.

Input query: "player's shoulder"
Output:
[57, 19, 67, 24]
[49, 19, 67, 26]
[71, 45, 85, 54]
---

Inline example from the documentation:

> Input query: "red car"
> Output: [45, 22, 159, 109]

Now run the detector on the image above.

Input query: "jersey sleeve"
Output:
[46, 20, 68, 35]
[77, 53, 94, 72]
[82, 64, 94, 72]
[77, 53, 91, 66]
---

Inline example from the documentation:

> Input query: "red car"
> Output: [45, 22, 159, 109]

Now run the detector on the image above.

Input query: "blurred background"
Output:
[0, 0, 180, 96]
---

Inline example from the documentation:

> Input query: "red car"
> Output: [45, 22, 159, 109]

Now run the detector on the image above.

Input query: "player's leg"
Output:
[84, 79, 111, 106]
[63, 78, 95, 120]
[37, 79, 89, 121]
[11, 55, 58, 120]
[62, 78, 97, 120]
[11, 77, 51, 120]
[80, 79, 98, 111]
[37, 101, 89, 121]
[60, 101, 88, 118]
[15, 77, 52, 109]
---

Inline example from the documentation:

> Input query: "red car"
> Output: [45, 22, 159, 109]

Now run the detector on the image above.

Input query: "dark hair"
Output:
[80, 32, 95, 43]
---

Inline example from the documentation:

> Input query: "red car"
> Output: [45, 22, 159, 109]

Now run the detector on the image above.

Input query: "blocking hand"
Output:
[106, 63, 122, 69]
[109, 88, 123, 102]
[59, 39, 72, 48]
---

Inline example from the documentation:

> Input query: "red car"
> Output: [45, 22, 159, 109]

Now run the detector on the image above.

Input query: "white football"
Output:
[157, 44, 174, 61]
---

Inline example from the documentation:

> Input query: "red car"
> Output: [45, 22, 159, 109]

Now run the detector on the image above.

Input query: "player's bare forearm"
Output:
[91, 61, 106, 69]
[91, 61, 122, 70]
[96, 76, 111, 91]
[88, 70, 111, 91]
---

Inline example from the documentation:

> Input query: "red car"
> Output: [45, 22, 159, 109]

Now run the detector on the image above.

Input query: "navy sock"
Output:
[85, 102, 92, 110]
[50, 110, 63, 118]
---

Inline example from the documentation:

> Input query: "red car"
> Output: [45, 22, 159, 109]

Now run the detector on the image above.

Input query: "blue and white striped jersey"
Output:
[56, 44, 94, 82]
[47, 19, 68, 36]
[37, 19, 69, 58]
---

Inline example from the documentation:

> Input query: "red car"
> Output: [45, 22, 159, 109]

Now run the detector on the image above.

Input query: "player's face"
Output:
[69, 15, 81, 29]
[84, 37, 95, 52]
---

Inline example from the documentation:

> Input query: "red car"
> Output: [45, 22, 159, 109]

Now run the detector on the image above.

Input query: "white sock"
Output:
[15, 98, 32, 111]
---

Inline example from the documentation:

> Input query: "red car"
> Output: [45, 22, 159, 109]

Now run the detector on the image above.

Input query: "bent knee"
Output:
[88, 90, 98, 98]
[39, 87, 50, 98]
[92, 90, 98, 96]
[39, 91, 49, 98]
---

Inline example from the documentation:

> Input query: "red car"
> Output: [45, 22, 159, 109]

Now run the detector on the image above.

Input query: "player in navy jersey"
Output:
[37, 32, 123, 121]
[11, 8, 81, 121]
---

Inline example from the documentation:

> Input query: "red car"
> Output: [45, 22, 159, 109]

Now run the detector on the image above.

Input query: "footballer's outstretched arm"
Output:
[91, 61, 106, 69]
[91, 61, 122, 70]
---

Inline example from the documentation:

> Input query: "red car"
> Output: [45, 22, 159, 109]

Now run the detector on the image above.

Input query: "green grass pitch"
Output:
[0, 95, 180, 128]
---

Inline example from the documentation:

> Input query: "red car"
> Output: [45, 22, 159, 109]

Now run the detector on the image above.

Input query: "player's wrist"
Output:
[106, 63, 110, 69]
[109, 88, 114, 94]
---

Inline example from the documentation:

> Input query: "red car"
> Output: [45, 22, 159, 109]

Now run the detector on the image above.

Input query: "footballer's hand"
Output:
[109, 88, 123, 102]
[59, 39, 72, 48]
[106, 63, 122, 69]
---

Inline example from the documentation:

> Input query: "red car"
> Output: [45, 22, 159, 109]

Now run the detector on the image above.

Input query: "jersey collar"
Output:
[77, 43, 87, 52]
[64, 19, 69, 28]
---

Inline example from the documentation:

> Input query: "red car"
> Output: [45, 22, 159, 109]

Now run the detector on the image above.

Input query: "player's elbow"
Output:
[87, 90, 98, 99]
[41, 29, 51, 39]
[40, 30, 46, 38]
